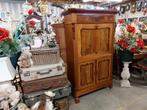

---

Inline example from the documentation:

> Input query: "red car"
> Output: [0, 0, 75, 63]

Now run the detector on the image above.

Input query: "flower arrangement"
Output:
[115, 19, 145, 54]
[0, 27, 20, 56]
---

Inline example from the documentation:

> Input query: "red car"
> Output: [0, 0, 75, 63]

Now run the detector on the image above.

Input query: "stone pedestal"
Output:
[121, 62, 131, 87]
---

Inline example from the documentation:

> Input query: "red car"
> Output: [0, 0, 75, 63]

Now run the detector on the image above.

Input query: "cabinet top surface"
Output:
[62, 8, 118, 16]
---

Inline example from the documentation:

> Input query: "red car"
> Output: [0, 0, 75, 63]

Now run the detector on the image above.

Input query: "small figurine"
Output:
[1, 100, 9, 110]
[31, 91, 56, 110]
[9, 91, 20, 106]
[0, 86, 20, 109]
[17, 103, 30, 110]
[18, 47, 33, 68]
[48, 38, 56, 48]
[45, 91, 55, 110]
[37, 95, 46, 110]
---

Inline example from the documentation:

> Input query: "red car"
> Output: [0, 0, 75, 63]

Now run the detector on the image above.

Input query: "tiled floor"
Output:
[69, 80, 147, 110]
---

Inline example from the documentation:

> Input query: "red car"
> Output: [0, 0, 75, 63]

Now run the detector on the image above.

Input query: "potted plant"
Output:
[115, 19, 145, 62]
[0, 27, 20, 68]
[115, 19, 145, 87]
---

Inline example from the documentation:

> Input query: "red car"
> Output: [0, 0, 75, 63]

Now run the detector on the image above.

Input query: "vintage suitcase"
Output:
[19, 59, 65, 81]
[23, 81, 71, 107]
[21, 75, 68, 93]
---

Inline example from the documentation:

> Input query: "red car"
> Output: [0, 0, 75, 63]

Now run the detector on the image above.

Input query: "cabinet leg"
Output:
[109, 84, 112, 89]
[75, 97, 80, 104]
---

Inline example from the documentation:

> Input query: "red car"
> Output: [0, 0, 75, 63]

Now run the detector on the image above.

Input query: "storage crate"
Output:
[30, 46, 60, 65]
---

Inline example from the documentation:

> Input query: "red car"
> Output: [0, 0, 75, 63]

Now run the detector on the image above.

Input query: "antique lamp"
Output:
[0, 57, 16, 92]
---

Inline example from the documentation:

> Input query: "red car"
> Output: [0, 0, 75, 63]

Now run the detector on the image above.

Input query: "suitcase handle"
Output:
[37, 70, 52, 75]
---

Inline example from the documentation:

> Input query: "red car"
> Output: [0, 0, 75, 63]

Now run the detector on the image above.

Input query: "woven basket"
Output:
[30, 47, 60, 65]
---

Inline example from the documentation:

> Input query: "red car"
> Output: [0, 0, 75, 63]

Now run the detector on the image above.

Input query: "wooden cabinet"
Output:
[63, 8, 117, 102]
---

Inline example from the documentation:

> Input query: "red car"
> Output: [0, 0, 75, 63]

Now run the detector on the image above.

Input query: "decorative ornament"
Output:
[125, 4, 130, 11]
[130, 3, 136, 13]
[119, 19, 124, 24]
[22, 1, 33, 15]
[136, 1, 142, 12]
[119, 6, 126, 14]
[17, 47, 33, 68]
[142, 1, 147, 15]
[28, 20, 36, 28]
[28, 9, 34, 15]
[39, 1, 48, 15]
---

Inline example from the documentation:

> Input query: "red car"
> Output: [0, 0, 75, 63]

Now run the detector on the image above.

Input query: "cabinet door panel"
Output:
[97, 57, 112, 82]
[81, 29, 97, 56]
[75, 24, 113, 58]
[78, 61, 96, 89]
[96, 28, 110, 53]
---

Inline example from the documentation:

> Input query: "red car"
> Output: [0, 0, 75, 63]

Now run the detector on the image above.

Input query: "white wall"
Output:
[0, 0, 24, 19]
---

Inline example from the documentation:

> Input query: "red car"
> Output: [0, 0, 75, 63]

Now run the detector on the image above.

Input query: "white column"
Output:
[121, 62, 131, 87]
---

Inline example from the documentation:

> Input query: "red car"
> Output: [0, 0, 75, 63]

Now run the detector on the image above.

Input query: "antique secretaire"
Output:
[63, 8, 117, 103]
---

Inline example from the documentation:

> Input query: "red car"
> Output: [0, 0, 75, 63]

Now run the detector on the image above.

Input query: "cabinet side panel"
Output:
[52, 24, 67, 62]
[64, 24, 75, 87]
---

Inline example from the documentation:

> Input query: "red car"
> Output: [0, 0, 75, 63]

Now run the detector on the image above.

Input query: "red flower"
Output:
[119, 19, 124, 24]
[137, 39, 144, 49]
[130, 47, 136, 53]
[117, 39, 125, 45]
[0, 27, 9, 41]
[117, 39, 129, 49]
[29, 20, 36, 28]
[28, 9, 34, 15]
[122, 42, 129, 49]
[127, 25, 136, 33]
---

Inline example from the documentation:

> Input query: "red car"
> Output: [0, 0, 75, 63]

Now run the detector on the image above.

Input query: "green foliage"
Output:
[0, 39, 20, 56]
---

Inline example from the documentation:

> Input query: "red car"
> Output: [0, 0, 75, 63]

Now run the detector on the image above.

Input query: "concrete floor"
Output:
[69, 80, 147, 110]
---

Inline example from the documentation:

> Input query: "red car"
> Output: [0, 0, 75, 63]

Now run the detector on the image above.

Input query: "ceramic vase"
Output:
[10, 52, 21, 69]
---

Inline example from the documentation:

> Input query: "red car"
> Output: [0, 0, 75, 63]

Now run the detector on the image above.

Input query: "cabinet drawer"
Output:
[77, 14, 115, 24]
